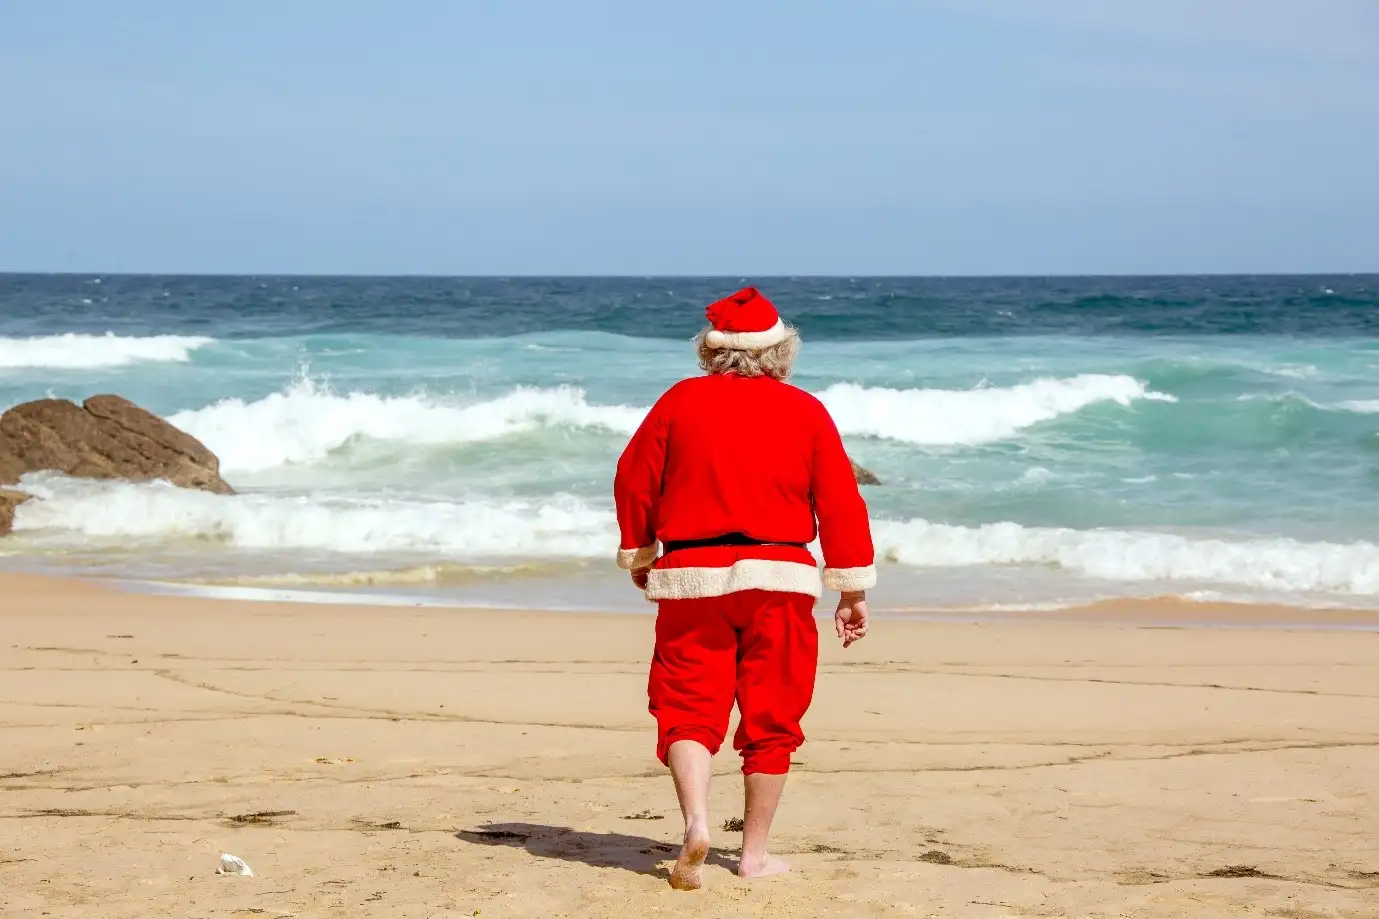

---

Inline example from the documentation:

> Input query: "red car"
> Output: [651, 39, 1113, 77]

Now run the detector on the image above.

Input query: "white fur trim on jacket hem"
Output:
[822, 565, 877, 592]
[617, 545, 658, 570]
[703, 319, 787, 351]
[645, 559, 822, 600]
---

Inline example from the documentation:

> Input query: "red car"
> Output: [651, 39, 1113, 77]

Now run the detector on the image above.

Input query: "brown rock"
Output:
[0, 489, 29, 535]
[850, 457, 881, 486]
[0, 396, 232, 497]
[83, 395, 223, 474]
[0, 400, 119, 480]
[0, 434, 24, 485]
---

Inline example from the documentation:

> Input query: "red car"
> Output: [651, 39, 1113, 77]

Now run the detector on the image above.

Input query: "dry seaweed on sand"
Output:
[1204, 865, 1278, 879]
[226, 810, 297, 826]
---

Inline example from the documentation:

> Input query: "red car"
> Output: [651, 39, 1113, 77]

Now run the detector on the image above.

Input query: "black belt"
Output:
[660, 532, 807, 556]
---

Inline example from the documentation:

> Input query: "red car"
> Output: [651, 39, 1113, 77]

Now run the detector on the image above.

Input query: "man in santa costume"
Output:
[614, 286, 875, 890]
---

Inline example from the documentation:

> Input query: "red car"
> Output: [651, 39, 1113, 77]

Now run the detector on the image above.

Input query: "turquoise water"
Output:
[3, 274, 1379, 611]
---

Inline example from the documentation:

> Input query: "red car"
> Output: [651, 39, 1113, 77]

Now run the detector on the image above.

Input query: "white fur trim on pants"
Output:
[703, 319, 787, 351]
[822, 565, 877, 592]
[645, 559, 822, 600]
[617, 545, 658, 570]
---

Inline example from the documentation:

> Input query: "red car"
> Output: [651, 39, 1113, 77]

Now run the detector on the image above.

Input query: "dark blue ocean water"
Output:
[2, 274, 1376, 339]
[3, 273, 1379, 612]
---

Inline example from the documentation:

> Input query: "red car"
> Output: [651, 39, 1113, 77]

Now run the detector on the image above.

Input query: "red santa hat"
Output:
[703, 287, 788, 350]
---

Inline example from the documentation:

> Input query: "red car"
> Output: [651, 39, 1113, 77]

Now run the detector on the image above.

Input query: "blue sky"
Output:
[1, 0, 1376, 275]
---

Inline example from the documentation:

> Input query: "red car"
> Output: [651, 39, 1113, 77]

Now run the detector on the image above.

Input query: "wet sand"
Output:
[2, 573, 1377, 918]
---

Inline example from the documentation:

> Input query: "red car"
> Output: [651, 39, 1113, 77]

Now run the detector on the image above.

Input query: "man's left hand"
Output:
[631, 566, 651, 590]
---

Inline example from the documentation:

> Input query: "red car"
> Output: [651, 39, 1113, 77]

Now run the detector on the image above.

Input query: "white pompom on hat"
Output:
[703, 286, 787, 350]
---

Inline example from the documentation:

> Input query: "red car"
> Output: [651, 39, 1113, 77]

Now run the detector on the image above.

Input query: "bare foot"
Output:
[738, 853, 791, 879]
[669, 820, 711, 891]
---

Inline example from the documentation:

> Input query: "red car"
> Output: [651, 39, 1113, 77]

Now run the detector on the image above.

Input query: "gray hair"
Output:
[694, 324, 801, 382]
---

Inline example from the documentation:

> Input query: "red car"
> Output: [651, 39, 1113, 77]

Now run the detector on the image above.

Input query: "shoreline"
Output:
[35, 571, 1379, 631]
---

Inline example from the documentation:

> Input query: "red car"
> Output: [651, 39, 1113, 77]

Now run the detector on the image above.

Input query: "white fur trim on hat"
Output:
[822, 565, 877, 592]
[703, 319, 787, 351]
[616, 545, 658, 570]
[644, 559, 822, 600]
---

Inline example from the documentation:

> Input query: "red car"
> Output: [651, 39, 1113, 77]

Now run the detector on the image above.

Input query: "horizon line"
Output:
[3, 270, 1375, 280]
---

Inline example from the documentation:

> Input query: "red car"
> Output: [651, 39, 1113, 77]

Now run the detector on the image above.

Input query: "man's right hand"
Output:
[631, 566, 651, 590]
[835, 592, 869, 648]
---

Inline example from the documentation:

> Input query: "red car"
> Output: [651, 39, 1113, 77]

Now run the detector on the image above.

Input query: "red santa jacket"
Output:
[614, 372, 876, 600]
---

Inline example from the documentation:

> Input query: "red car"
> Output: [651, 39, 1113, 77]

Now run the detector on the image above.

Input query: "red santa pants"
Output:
[648, 589, 819, 775]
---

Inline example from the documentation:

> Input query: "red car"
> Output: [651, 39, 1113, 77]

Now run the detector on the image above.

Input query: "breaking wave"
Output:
[819, 374, 1176, 446]
[0, 333, 214, 369]
[168, 378, 645, 473]
[165, 372, 1180, 475]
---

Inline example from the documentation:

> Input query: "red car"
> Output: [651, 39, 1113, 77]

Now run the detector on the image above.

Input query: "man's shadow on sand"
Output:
[455, 823, 738, 880]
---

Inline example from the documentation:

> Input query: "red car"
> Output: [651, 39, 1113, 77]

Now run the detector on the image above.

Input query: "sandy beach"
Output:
[2, 574, 1377, 918]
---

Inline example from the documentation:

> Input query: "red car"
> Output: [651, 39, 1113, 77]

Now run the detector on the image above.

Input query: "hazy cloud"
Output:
[926, 0, 1379, 61]
[920, 0, 1379, 117]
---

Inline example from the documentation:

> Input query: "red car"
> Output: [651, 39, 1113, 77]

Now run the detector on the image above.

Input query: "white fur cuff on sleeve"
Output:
[616, 545, 658, 570]
[822, 565, 877, 592]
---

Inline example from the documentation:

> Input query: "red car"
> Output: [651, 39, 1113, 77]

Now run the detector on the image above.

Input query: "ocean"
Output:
[3, 273, 1379, 613]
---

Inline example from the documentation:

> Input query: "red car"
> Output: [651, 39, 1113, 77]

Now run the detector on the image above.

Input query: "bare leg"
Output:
[666, 740, 713, 890]
[738, 771, 791, 878]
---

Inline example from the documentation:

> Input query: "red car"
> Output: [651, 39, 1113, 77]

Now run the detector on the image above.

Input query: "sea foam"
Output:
[13, 475, 615, 557]
[15, 473, 1379, 597]
[0, 333, 214, 369]
[873, 518, 1379, 595]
